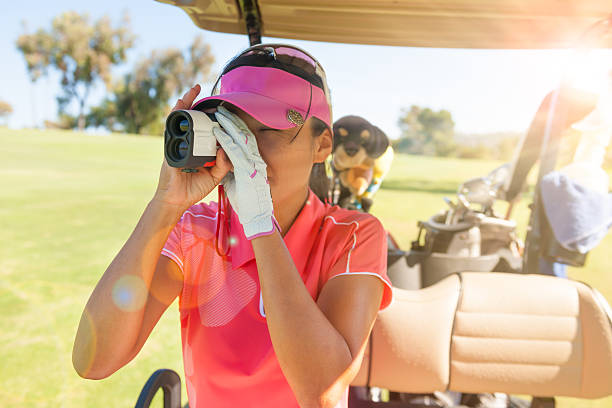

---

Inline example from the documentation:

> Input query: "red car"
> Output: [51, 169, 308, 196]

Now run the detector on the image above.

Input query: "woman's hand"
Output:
[213, 106, 275, 239]
[152, 84, 232, 213]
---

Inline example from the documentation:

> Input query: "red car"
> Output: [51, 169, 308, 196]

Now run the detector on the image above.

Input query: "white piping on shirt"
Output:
[161, 209, 219, 273]
[322, 215, 359, 274]
[183, 210, 219, 220]
[259, 291, 266, 318]
[161, 249, 184, 273]
[322, 216, 394, 308]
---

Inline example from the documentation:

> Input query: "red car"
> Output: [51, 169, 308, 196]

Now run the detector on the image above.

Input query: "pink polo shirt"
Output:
[161, 189, 392, 408]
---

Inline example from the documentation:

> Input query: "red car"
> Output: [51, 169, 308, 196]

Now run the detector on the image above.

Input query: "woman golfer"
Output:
[73, 44, 392, 408]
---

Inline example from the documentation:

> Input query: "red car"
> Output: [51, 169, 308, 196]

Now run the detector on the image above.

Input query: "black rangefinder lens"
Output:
[177, 140, 189, 158]
[167, 113, 190, 137]
[164, 109, 219, 171]
[168, 139, 189, 161]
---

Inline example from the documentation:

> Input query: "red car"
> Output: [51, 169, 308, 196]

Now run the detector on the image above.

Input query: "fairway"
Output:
[1, 128, 611, 407]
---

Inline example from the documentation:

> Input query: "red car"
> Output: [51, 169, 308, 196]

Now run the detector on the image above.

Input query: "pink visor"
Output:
[192, 65, 331, 130]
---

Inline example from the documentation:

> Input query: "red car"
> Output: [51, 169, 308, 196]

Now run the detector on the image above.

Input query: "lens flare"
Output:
[563, 50, 612, 96]
[111, 275, 147, 312]
[228, 235, 238, 246]
[74, 309, 98, 376]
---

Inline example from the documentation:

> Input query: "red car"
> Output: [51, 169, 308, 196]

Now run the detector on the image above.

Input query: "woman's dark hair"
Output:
[309, 117, 332, 203]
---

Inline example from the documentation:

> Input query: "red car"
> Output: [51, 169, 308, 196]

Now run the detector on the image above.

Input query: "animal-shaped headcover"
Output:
[332, 115, 394, 212]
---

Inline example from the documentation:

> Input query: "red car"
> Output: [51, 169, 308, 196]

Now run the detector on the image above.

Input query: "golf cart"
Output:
[135, 1, 612, 407]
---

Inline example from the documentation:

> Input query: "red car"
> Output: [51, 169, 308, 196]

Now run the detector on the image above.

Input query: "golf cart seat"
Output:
[351, 272, 612, 399]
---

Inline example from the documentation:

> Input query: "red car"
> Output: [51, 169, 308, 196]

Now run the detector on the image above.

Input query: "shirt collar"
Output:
[229, 189, 326, 271]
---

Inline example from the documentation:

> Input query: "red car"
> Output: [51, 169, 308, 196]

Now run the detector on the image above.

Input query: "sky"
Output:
[2, 0, 612, 139]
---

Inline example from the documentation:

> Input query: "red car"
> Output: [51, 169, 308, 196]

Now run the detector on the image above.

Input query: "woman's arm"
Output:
[72, 201, 184, 379]
[251, 232, 384, 408]
[72, 84, 231, 379]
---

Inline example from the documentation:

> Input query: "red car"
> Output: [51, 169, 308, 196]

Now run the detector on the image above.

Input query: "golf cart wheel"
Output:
[134, 369, 182, 408]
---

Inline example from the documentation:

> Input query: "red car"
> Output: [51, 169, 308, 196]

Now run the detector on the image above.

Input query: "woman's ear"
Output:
[313, 127, 333, 163]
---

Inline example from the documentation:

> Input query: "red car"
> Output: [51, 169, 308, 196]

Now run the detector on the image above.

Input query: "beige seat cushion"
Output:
[351, 272, 612, 399]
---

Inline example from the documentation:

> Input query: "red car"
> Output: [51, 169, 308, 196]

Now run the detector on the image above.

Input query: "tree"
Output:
[89, 36, 215, 135]
[0, 101, 13, 126]
[395, 105, 456, 156]
[17, 12, 135, 131]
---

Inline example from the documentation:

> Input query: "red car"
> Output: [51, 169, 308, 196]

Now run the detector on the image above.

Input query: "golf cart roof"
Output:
[156, 0, 611, 49]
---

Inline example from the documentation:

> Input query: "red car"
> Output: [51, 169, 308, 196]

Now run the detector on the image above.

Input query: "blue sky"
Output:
[2, 0, 611, 139]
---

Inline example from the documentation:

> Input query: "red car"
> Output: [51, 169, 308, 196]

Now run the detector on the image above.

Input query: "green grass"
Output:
[0, 129, 183, 407]
[1, 128, 611, 407]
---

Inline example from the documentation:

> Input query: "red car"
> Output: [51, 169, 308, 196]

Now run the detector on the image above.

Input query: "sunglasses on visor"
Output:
[211, 44, 328, 96]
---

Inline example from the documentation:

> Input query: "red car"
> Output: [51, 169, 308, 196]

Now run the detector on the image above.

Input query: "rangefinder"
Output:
[164, 109, 219, 172]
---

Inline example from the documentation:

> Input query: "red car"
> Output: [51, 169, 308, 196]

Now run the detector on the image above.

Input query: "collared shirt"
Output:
[162, 189, 392, 408]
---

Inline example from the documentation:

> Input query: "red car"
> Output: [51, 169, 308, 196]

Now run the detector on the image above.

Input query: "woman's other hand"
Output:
[153, 84, 232, 213]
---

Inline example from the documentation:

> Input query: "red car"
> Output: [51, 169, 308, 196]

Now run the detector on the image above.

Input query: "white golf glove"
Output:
[213, 105, 277, 239]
